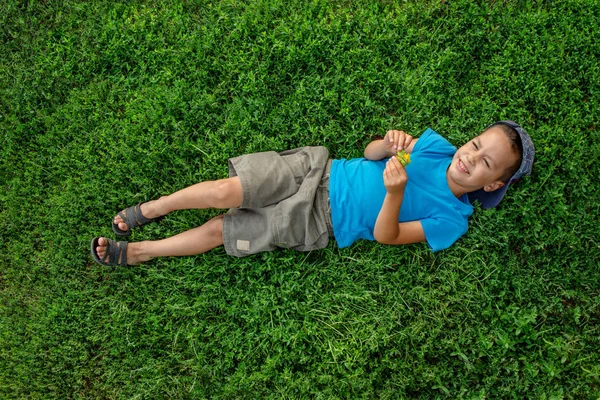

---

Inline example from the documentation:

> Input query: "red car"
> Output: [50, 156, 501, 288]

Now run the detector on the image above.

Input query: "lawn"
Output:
[1, 0, 599, 398]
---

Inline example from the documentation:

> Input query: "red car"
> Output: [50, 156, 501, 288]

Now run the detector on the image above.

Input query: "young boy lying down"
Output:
[91, 120, 534, 266]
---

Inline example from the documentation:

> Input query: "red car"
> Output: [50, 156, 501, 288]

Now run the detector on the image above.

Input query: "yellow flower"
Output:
[396, 150, 411, 167]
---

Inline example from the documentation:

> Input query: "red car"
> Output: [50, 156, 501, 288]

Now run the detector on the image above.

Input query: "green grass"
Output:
[1, 0, 599, 398]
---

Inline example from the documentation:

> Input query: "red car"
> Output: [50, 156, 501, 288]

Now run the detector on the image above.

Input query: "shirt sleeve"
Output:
[413, 128, 457, 156]
[421, 216, 468, 252]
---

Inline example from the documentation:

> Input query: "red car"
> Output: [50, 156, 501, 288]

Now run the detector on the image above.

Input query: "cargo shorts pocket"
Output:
[272, 211, 326, 251]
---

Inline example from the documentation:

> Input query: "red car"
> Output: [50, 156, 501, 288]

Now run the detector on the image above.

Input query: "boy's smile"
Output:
[457, 158, 470, 174]
[447, 126, 520, 198]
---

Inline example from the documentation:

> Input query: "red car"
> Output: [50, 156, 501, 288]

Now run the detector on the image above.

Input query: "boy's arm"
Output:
[374, 199, 426, 244]
[364, 130, 419, 160]
[373, 156, 426, 245]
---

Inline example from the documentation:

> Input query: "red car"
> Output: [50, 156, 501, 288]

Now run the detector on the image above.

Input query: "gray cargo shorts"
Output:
[222, 146, 333, 257]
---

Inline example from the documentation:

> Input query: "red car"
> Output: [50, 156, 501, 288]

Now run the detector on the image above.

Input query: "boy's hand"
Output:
[364, 129, 417, 161]
[383, 156, 408, 194]
[384, 130, 413, 153]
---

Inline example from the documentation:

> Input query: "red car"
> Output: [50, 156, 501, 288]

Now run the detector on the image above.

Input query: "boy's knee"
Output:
[212, 178, 241, 205]
[208, 214, 225, 237]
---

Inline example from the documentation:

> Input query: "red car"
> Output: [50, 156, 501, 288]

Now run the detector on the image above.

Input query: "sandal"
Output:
[90, 237, 129, 266]
[112, 203, 162, 236]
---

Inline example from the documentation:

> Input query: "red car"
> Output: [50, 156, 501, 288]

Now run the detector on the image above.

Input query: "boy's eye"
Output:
[484, 159, 490, 168]
[472, 142, 478, 150]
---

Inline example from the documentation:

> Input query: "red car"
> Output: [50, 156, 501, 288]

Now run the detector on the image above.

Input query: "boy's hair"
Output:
[487, 123, 523, 183]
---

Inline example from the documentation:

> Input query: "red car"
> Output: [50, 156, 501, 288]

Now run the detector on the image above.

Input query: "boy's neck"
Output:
[446, 168, 468, 198]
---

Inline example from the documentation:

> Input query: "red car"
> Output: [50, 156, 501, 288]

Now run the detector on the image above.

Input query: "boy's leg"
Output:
[114, 177, 242, 232]
[97, 215, 225, 265]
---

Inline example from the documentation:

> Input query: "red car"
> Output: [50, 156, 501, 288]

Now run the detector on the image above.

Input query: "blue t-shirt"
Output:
[329, 128, 473, 251]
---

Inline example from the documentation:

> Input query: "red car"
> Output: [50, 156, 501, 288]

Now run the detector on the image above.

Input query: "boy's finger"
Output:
[387, 156, 402, 173]
[385, 158, 394, 174]
[392, 157, 408, 175]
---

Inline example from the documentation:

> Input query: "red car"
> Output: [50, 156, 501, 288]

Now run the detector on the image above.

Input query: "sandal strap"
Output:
[118, 203, 153, 229]
[100, 244, 112, 264]
[118, 241, 128, 266]
[104, 239, 128, 266]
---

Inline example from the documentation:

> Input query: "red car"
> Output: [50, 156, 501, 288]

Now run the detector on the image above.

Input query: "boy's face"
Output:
[448, 126, 520, 195]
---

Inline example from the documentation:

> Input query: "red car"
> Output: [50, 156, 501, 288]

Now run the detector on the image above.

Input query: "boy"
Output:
[91, 120, 534, 266]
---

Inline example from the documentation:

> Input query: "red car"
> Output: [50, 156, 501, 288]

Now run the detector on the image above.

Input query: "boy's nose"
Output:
[466, 153, 479, 165]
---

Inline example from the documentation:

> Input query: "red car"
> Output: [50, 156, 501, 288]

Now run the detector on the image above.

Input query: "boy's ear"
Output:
[483, 181, 505, 192]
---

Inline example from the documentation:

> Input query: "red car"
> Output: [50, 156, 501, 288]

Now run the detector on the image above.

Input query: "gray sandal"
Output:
[112, 203, 162, 236]
[90, 237, 128, 266]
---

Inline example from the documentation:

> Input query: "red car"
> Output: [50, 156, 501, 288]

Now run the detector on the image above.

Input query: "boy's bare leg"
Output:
[97, 215, 226, 265]
[114, 177, 242, 232]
